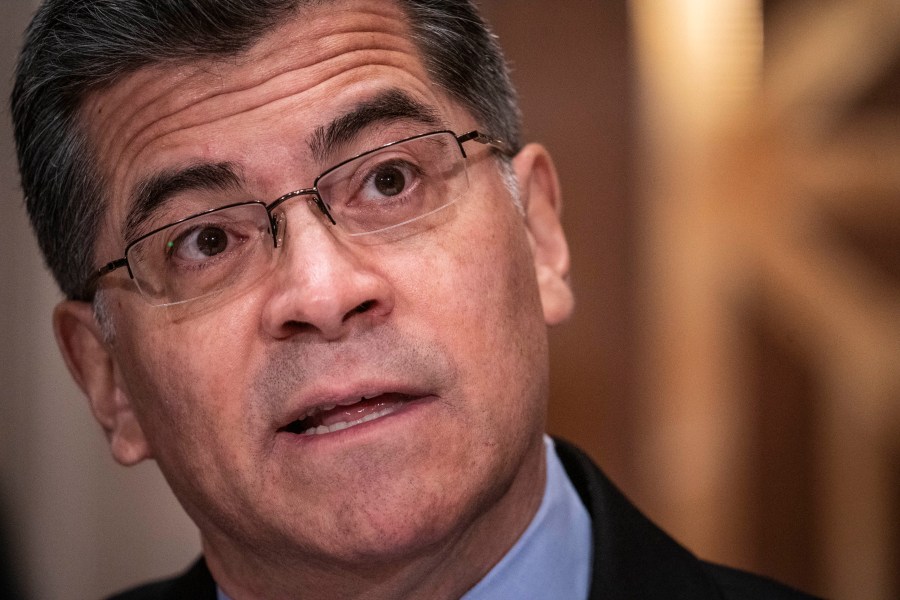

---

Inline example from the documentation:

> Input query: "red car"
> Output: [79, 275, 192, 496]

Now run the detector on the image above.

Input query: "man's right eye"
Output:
[166, 223, 243, 266]
[172, 226, 229, 260]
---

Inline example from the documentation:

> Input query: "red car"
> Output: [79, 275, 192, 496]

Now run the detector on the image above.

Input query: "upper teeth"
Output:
[303, 401, 345, 419]
[300, 404, 399, 436]
[303, 395, 383, 419]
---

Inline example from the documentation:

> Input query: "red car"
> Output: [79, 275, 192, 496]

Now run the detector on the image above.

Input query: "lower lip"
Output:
[274, 395, 435, 448]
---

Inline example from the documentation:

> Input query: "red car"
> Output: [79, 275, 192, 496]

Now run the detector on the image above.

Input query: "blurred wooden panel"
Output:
[632, 0, 900, 598]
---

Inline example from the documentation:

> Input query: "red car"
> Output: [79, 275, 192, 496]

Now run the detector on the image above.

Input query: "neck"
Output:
[203, 437, 547, 600]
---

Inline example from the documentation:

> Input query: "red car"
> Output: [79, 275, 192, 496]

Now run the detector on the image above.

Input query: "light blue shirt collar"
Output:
[460, 436, 592, 600]
[218, 436, 593, 600]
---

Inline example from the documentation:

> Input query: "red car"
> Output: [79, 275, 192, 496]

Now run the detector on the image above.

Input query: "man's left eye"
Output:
[361, 160, 421, 201]
[371, 164, 407, 197]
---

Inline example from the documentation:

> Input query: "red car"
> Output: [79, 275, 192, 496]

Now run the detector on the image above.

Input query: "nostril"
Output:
[344, 300, 376, 321]
[282, 320, 317, 335]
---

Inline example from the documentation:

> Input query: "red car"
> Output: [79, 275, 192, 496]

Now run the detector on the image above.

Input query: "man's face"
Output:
[69, 0, 571, 569]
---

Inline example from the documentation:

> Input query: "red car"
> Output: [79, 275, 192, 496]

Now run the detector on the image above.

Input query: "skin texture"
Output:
[53, 1, 574, 598]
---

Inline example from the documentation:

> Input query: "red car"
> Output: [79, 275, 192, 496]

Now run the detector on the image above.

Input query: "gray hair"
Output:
[11, 0, 521, 301]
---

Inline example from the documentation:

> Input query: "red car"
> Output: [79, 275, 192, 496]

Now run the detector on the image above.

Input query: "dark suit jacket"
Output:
[109, 439, 818, 599]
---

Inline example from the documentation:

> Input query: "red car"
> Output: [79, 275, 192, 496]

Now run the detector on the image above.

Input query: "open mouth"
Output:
[279, 392, 417, 436]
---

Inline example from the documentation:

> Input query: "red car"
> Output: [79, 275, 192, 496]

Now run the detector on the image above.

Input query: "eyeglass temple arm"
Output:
[88, 257, 128, 288]
[456, 130, 516, 158]
[79, 257, 128, 301]
[97, 257, 128, 278]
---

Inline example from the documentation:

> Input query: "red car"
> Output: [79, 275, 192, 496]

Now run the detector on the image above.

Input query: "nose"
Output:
[260, 202, 394, 341]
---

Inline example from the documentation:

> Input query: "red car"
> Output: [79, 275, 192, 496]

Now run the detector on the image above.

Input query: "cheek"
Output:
[406, 200, 548, 408]
[436, 212, 542, 336]
[115, 304, 260, 459]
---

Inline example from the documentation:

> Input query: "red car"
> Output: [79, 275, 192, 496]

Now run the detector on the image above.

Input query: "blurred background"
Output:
[1, 0, 897, 598]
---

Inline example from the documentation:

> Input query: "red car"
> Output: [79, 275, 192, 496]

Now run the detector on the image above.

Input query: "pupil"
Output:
[374, 167, 405, 196]
[197, 227, 227, 256]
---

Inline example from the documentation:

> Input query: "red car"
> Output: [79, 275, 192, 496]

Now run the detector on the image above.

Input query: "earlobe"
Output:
[512, 144, 575, 325]
[53, 301, 151, 466]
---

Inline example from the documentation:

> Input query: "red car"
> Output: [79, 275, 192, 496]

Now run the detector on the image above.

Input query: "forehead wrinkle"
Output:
[112, 53, 433, 200]
[86, 2, 423, 181]
[258, 1, 415, 55]
[93, 4, 424, 176]
[85, 3, 414, 141]
[105, 41, 426, 180]
[83, 67, 199, 182]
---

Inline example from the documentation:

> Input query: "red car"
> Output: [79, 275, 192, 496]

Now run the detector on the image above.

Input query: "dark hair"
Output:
[11, 0, 521, 301]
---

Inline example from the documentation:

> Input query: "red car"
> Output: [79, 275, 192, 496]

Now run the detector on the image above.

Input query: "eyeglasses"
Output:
[92, 129, 512, 306]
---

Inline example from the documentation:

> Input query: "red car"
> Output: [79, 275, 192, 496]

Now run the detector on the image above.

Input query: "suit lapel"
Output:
[554, 439, 725, 600]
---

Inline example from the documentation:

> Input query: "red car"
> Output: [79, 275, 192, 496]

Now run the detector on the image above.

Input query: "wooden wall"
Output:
[487, 1, 899, 598]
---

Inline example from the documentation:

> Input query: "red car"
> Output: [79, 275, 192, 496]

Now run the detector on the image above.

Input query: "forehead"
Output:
[80, 0, 465, 254]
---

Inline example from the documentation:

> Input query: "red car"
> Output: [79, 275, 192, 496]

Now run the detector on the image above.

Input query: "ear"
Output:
[53, 300, 151, 466]
[512, 143, 575, 325]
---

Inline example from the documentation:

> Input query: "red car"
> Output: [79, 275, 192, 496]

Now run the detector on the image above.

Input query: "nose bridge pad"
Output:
[272, 211, 287, 248]
[271, 195, 338, 250]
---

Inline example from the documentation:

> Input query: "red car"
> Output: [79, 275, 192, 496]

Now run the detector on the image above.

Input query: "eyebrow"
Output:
[307, 88, 443, 163]
[124, 162, 243, 243]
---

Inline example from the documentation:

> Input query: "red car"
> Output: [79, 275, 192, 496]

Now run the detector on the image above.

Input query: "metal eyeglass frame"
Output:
[88, 129, 514, 300]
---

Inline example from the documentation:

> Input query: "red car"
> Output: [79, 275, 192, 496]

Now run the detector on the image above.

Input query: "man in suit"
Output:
[11, 1, 815, 598]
